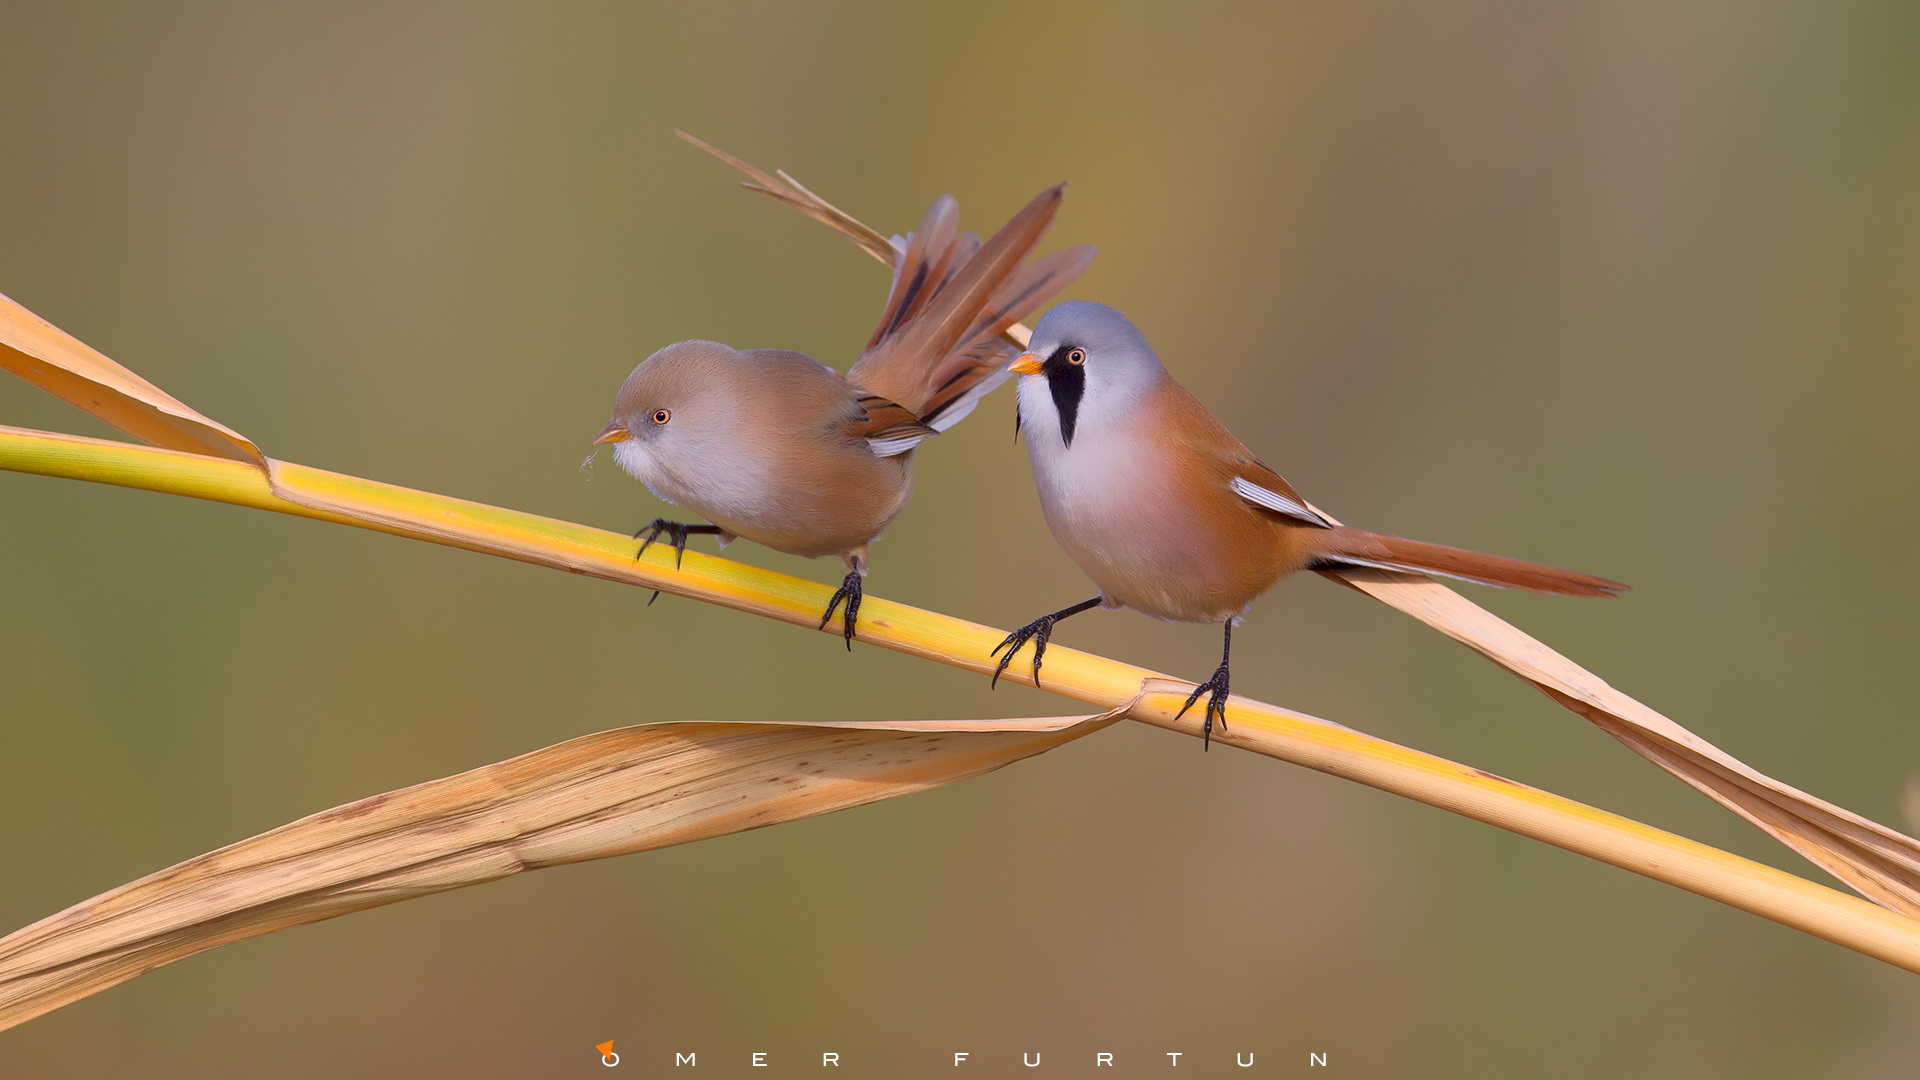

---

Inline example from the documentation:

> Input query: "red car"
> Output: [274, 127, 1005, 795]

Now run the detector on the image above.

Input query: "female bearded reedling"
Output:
[995, 301, 1627, 745]
[594, 185, 1094, 645]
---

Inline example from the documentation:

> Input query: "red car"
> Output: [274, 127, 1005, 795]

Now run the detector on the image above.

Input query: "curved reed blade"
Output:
[1330, 568, 1920, 917]
[0, 714, 1120, 1032]
[675, 129, 899, 268]
[0, 290, 263, 466]
[675, 131, 1035, 349]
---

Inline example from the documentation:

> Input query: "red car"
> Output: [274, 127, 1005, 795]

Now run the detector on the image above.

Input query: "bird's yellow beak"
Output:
[1008, 353, 1043, 376]
[593, 421, 629, 445]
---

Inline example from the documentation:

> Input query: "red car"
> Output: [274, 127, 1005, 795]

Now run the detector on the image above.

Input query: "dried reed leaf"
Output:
[1316, 559, 1920, 917]
[0, 290, 262, 466]
[675, 130, 899, 267]
[0, 713, 1119, 1032]
[7, 425, 1920, 980]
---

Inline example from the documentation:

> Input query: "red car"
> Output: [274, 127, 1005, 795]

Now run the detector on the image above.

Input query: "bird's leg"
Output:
[990, 597, 1103, 689]
[633, 519, 725, 568]
[1175, 621, 1234, 750]
[819, 553, 866, 650]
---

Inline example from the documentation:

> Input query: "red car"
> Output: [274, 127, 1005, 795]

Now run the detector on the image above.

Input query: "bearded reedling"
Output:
[995, 301, 1625, 743]
[595, 185, 1094, 645]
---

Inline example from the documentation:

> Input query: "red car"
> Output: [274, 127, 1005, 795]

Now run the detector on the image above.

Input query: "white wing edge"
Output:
[1230, 476, 1333, 527]
[866, 433, 934, 457]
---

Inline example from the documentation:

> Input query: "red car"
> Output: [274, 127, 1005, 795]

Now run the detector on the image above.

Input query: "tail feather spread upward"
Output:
[848, 185, 1093, 429]
[1308, 528, 1628, 598]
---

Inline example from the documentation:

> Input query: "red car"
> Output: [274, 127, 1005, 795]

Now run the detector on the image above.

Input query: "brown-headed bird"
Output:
[594, 187, 1093, 646]
[993, 301, 1626, 743]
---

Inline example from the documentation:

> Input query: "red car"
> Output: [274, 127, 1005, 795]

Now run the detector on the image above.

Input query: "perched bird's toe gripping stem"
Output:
[1173, 621, 1236, 750]
[990, 597, 1103, 689]
[634, 519, 724, 567]
[819, 568, 864, 650]
[634, 519, 724, 605]
[1174, 663, 1232, 750]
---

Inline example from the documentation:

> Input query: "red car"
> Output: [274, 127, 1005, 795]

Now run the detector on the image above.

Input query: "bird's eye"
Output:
[1067, 348, 1086, 365]
[651, 409, 671, 425]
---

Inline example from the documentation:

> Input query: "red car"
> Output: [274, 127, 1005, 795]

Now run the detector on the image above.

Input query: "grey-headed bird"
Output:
[594, 187, 1093, 645]
[993, 301, 1626, 743]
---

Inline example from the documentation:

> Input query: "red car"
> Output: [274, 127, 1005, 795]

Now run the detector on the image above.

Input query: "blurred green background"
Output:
[3, 1, 1918, 1075]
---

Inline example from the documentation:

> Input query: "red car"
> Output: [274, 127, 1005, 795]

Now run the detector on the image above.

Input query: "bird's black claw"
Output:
[988, 598, 1102, 689]
[1174, 663, 1232, 750]
[634, 518, 690, 567]
[819, 569, 863, 649]
[990, 615, 1059, 689]
[633, 519, 721, 568]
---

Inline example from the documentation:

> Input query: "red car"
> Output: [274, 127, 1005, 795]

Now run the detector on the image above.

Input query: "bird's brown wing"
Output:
[845, 390, 939, 458]
[1156, 384, 1630, 596]
[1148, 378, 1330, 527]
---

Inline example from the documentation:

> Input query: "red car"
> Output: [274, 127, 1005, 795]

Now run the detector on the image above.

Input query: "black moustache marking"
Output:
[1042, 345, 1085, 448]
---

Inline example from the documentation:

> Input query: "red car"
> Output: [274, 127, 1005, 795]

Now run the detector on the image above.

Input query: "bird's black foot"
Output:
[990, 597, 1103, 689]
[633, 519, 723, 568]
[991, 615, 1064, 689]
[1175, 662, 1231, 750]
[819, 568, 863, 650]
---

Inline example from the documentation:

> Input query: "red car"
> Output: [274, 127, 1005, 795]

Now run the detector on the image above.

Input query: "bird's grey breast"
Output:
[1020, 377, 1167, 559]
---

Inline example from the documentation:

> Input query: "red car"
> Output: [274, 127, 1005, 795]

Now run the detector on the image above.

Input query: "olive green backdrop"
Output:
[3, 2, 1918, 1076]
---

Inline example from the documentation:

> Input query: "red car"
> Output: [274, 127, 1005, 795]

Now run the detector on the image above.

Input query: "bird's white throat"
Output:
[611, 438, 682, 507]
[611, 438, 654, 483]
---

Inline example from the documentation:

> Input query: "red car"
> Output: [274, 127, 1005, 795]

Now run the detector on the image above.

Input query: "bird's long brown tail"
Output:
[1306, 527, 1628, 598]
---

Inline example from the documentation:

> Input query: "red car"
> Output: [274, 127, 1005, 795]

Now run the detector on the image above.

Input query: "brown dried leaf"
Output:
[675, 130, 899, 266]
[0, 290, 263, 466]
[0, 714, 1118, 1031]
[1327, 567, 1920, 916]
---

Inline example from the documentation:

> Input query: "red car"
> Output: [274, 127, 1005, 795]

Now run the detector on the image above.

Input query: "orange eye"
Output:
[1067, 348, 1086, 365]
[652, 409, 671, 425]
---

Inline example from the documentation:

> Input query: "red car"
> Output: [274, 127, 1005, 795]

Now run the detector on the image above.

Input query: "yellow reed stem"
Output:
[6, 422, 1920, 973]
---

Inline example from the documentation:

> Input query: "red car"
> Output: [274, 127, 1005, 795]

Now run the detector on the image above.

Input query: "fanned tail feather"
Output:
[960, 244, 1099, 348]
[865, 197, 961, 351]
[676, 131, 1097, 436]
[1308, 528, 1628, 598]
[846, 184, 1070, 418]
[911, 243, 1099, 431]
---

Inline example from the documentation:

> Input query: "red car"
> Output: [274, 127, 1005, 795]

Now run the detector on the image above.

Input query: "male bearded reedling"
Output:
[994, 300, 1628, 744]
[593, 186, 1094, 646]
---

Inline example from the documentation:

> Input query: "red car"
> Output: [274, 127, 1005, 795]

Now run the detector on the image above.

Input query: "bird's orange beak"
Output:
[593, 421, 629, 445]
[1008, 352, 1043, 376]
